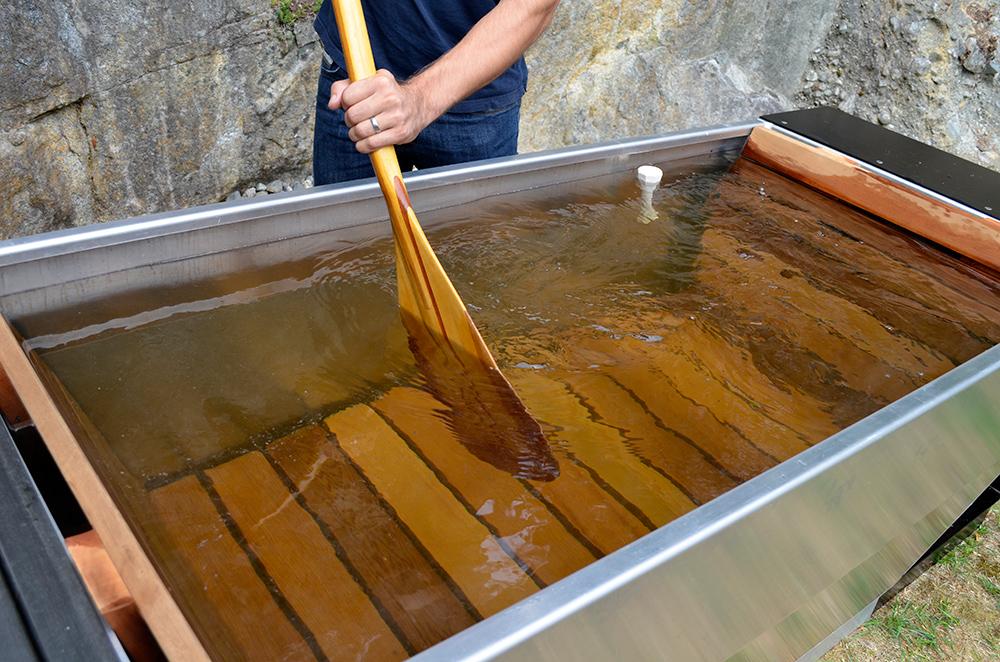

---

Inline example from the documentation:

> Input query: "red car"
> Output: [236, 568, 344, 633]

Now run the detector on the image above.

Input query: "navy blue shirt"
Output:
[314, 0, 528, 113]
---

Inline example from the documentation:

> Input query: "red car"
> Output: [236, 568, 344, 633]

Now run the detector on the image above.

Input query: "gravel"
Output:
[224, 176, 316, 203]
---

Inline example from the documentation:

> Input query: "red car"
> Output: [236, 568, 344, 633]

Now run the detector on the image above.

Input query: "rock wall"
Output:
[797, 1, 999, 166]
[520, 0, 838, 148]
[1, 1, 998, 240]
[0, 0, 321, 239]
[520, 0, 1000, 170]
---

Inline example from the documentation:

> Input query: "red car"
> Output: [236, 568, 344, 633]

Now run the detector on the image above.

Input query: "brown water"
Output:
[24, 159, 1000, 660]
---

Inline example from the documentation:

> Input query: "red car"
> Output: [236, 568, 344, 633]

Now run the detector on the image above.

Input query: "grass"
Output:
[272, 0, 323, 25]
[823, 501, 1000, 661]
[934, 522, 988, 571]
[865, 600, 959, 658]
[978, 575, 1000, 607]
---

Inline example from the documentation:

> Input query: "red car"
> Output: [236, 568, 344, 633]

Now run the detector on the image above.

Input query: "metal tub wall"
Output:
[1, 121, 998, 662]
[419, 345, 1000, 661]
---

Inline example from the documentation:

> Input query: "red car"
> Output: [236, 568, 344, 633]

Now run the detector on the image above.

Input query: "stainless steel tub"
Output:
[1, 120, 998, 662]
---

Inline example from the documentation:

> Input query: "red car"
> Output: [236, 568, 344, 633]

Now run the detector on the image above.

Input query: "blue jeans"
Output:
[312, 60, 521, 185]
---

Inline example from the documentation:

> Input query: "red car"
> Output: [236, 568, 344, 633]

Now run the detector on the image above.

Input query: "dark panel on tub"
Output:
[762, 107, 1000, 219]
[12, 426, 90, 538]
[0, 423, 124, 661]
[0, 572, 36, 661]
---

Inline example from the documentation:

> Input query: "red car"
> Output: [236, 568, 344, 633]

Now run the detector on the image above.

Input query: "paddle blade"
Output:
[390, 178, 558, 481]
[401, 311, 559, 481]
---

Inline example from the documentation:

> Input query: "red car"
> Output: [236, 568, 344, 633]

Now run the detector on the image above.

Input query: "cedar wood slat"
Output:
[742, 125, 1000, 272]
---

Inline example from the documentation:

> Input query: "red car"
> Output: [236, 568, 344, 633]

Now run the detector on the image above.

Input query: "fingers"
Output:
[347, 116, 377, 143]
[329, 70, 423, 154]
[355, 127, 408, 154]
[327, 79, 350, 110]
[329, 70, 394, 111]
[347, 109, 401, 142]
[343, 93, 392, 130]
[340, 70, 396, 112]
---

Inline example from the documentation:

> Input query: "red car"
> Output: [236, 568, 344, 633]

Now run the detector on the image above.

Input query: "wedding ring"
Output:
[370, 116, 382, 133]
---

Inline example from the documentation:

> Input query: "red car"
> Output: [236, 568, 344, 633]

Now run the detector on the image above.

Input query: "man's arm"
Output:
[329, 0, 559, 154]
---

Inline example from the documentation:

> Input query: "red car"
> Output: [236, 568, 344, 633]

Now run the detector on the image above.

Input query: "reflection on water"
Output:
[24, 159, 1000, 660]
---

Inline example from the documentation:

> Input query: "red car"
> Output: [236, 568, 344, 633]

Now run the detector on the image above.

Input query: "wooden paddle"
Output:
[331, 0, 558, 481]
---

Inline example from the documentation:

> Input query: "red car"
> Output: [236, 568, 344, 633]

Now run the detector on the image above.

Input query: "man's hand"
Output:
[328, 70, 433, 154]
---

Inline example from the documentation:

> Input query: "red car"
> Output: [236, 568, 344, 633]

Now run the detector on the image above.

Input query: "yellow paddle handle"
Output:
[330, 0, 498, 371]
[331, 0, 405, 198]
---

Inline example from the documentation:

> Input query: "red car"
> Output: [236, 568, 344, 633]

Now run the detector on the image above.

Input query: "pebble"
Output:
[878, 111, 892, 125]
[225, 176, 316, 202]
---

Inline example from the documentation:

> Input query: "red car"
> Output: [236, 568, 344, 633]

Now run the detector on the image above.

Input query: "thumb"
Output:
[328, 80, 350, 110]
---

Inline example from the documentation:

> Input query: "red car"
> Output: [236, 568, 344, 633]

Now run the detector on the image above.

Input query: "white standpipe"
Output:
[636, 165, 663, 224]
